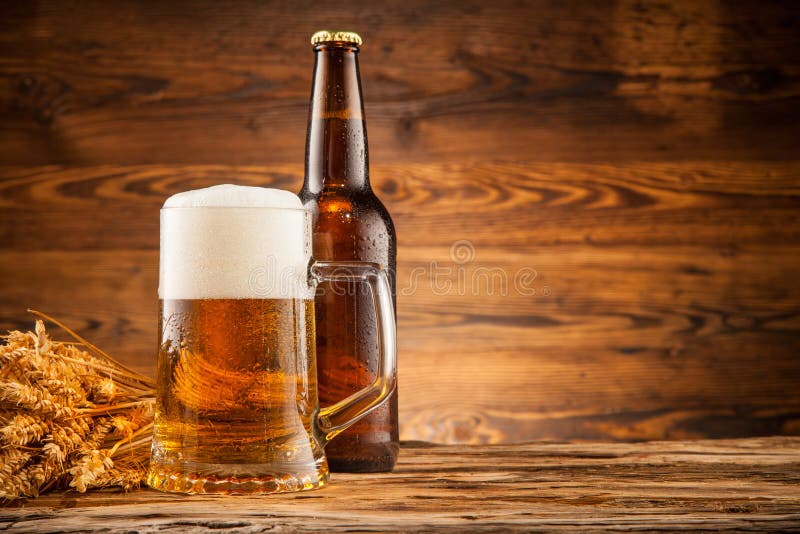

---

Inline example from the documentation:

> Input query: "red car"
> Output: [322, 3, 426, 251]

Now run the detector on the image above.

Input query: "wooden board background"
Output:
[1, 1, 799, 443]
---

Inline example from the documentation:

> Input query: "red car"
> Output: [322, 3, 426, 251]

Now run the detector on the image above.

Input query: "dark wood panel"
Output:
[2, 0, 800, 445]
[2, 162, 799, 251]
[3, 439, 800, 531]
[1, 0, 799, 164]
[2, 248, 797, 443]
[1, 162, 798, 443]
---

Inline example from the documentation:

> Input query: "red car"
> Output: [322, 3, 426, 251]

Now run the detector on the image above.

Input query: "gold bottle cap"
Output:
[310, 30, 363, 46]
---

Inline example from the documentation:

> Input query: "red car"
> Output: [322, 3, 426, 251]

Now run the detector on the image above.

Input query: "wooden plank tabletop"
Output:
[2, 437, 799, 532]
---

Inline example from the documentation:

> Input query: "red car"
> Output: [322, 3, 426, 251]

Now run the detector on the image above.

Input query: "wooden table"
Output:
[3, 437, 800, 532]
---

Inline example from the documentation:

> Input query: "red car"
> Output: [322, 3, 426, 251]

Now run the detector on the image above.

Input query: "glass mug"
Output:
[146, 186, 397, 494]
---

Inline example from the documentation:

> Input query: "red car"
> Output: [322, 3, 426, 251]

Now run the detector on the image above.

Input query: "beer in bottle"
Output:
[299, 30, 399, 472]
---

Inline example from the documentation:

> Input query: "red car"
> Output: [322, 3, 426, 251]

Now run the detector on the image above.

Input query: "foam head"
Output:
[163, 184, 303, 209]
[159, 185, 312, 300]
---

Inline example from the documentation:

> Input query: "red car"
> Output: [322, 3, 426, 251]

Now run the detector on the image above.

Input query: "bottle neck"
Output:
[303, 45, 369, 194]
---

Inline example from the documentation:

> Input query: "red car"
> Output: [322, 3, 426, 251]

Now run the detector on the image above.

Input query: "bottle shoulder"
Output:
[301, 186, 396, 265]
[301, 187, 395, 234]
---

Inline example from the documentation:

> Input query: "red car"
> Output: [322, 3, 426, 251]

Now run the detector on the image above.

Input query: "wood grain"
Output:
[2, 438, 800, 532]
[2, 0, 799, 444]
[3, 162, 800, 250]
[1, 1, 799, 164]
[0, 162, 798, 443]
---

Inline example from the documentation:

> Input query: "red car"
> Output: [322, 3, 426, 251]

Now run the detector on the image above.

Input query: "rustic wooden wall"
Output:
[1, 0, 799, 444]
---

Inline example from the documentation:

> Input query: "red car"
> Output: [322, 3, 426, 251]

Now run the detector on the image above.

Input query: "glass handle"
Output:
[309, 260, 397, 447]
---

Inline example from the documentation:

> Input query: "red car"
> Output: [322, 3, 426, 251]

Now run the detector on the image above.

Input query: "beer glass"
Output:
[147, 186, 397, 494]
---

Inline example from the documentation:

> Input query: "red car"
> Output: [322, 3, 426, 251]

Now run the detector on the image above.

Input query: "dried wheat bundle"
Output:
[0, 311, 155, 499]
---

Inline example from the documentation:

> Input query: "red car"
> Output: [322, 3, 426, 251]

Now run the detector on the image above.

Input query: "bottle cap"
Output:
[310, 30, 363, 46]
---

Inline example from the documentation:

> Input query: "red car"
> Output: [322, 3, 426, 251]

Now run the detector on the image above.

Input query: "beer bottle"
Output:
[299, 30, 399, 472]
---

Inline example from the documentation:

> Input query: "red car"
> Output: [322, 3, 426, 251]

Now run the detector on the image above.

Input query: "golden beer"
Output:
[149, 298, 324, 494]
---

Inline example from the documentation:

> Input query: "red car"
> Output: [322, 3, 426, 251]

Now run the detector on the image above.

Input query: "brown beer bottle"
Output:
[299, 31, 399, 472]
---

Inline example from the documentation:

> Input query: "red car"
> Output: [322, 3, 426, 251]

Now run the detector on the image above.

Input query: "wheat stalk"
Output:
[0, 311, 155, 499]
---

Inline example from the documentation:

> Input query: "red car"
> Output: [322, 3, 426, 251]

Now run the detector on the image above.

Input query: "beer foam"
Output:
[163, 184, 303, 209]
[160, 185, 312, 300]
